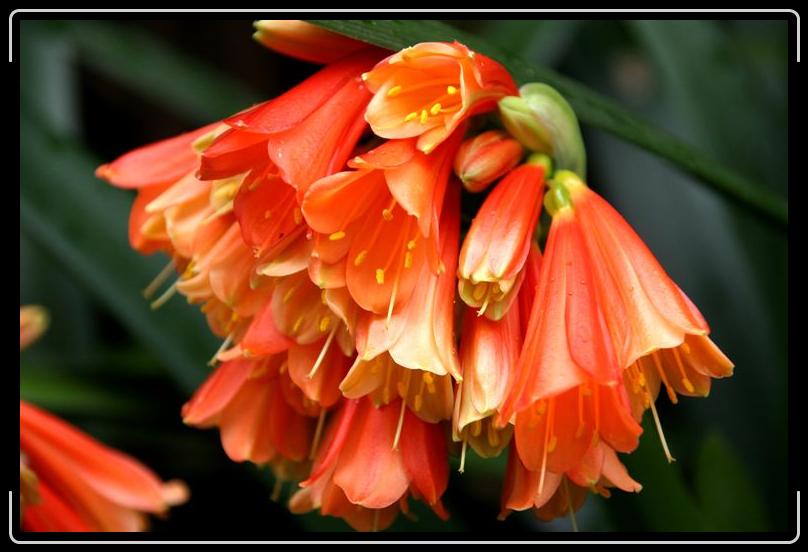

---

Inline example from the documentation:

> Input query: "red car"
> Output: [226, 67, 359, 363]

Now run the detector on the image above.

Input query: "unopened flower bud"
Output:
[498, 83, 587, 177]
[454, 131, 523, 193]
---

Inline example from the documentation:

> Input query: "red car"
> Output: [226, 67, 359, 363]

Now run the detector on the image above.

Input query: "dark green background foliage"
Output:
[19, 19, 788, 534]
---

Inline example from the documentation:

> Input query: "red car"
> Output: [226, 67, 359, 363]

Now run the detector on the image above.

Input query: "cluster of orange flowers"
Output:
[90, 22, 733, 531]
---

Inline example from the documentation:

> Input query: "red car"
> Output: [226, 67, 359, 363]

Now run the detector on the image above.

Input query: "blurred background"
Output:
[19, 19, 788, 534]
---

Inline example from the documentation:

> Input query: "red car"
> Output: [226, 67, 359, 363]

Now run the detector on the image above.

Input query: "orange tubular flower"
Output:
[19, 308, 187, 532]
[500, 441, 641, 522]
[253, 20, 373, 65]
[210, 49, 383, 195]
[363, 41, 517, 153]
[458, 159, 547, 320]
[453, 304, 520, 460]
[302, 132, 463, 315]
[454, 130, 524, 193]
[337, 184, 462, 423]
[20, 402, 188, 532]
[291, 398, 449, 530]
[182, 356, 316, 466]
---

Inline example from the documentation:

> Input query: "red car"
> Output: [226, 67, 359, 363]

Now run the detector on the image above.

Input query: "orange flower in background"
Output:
[20, 402, 188, 532]
[363, 41, 517, 153]
[458, 159, 548, 320]
[19, 307, 187, 532]
[20, 306, 48, 351]
[253, 20, 372, 65]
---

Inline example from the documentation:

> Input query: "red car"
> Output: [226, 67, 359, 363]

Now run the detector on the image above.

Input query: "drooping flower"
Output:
[499, 440, 641, 522]
[20, 402, 189, 532]
[253, 20, 372, 65]
[290, 397, 449, 530]
[302, 131, 464, 315]
[363, 41, 517, 153]
[182, 356, 317, 467]
[454, 130, 523, 193]
[208, 49, 383, 195]
[457, 157, 548, 320]
[338, 183, 462, 423]
[19, 307, 187, 532]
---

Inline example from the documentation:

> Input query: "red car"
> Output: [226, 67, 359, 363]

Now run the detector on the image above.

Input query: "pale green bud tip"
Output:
[526, 152, 553, 176]
[544, 182, 573, 217]
[498, 96, 554, 154]
[507, 83, 588, 178]
[552, 169, 585, 191]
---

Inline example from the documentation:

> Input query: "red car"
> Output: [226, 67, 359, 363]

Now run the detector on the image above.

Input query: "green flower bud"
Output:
[498, 83, 587, 178]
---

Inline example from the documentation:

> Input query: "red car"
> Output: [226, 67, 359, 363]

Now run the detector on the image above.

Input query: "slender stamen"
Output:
[459, 439, 468, 474]
[477, 291, 491, 317]
[372, 510, 380, 533]
[309, 409, 327, 460]
[392, 399, 406, 450]
[208, 333, 234, 367]
[538, 400, 555, 496]
[563, 478, 579, 532]
[308, 325, 338, 379]
[648, 392, 676, 463]
[143, 260, 176, 299]
[386, 262, 402, 327]
[150, 279, 179, 310]
[270, 478, 283, 502]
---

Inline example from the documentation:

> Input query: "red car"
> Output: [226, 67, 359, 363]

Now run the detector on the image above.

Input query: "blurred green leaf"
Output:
[309, 20, 787, 228]
[628, 20, 786, 192]
[480, 20, 581, 67]
[695, 433, 770, 531]
[619, 417, 706, 531]
[20, 115, 219, 394]
[20, 370, 145, 417]
[63, 20, 261, 124]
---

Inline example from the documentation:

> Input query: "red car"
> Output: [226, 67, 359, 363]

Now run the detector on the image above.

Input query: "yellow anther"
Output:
[382, 209, 393, 221]
[681, 342, 691, 355]
[293, 208, 302, 225]
[354, 250, 368, 266]
[414, 393, 423, 412]
[283, 286, 296, 303]
[361, 72, 369, 81]
[471, 420, 482, 437]
[387, 85, 403, 97]
[407, 239, 417, 250]
[404, 251, 413, 269]
[423, 372, 434, 385]
[430, 103, 442, 115]
[548, 435, 558, 453]
[329, 231, 346, 241]
[263, 209, 272, 219]
[419, 109, 429, 124]
[375, 269, 385, 284]
[472, 282, 488, 302]
[319, 316, 331, 333]
[320, 289, 328, 305]
[405, 111, 418, 123]
[292, 316, 304, 334]
[447, 85, 458, 95]
[682, 378, 696, 394]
